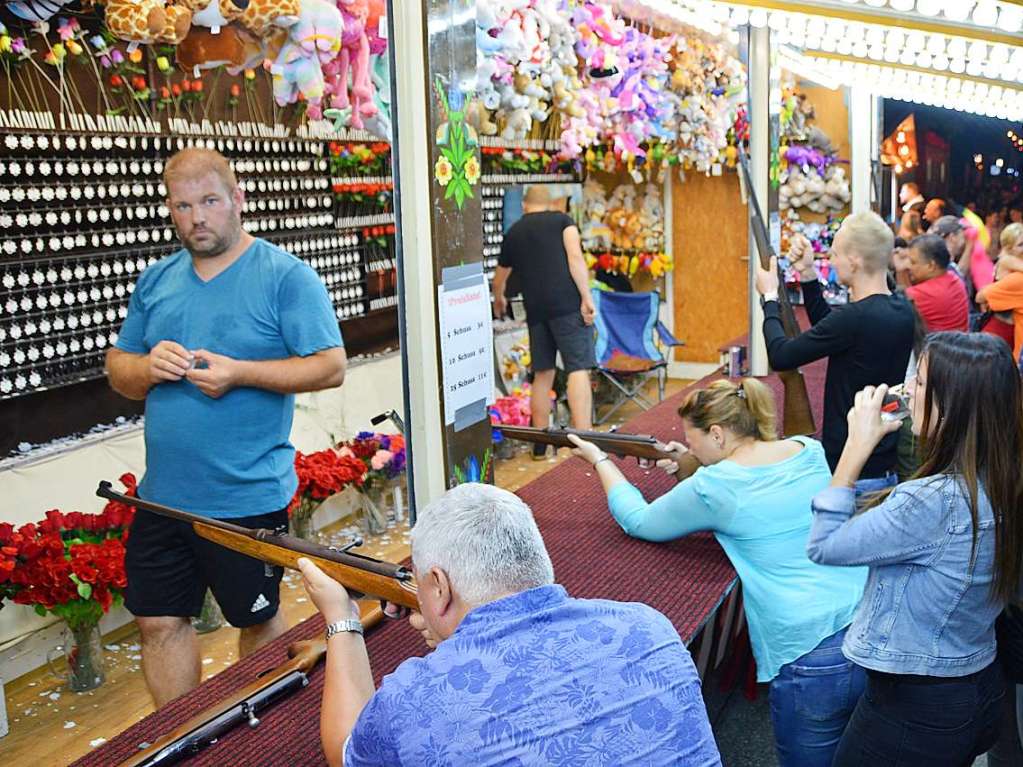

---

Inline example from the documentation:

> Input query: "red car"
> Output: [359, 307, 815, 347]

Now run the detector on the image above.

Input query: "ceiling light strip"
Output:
[805, 50, 1023, 93]
[711, 0, 1023, 47]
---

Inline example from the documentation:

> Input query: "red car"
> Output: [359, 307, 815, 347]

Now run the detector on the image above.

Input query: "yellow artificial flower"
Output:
[464, 155, 481, 185]
[128, 47, 142, 63]
[66, 40, 82, 56]
[0, 35, 12, 53]
[435, 156, 453, 186]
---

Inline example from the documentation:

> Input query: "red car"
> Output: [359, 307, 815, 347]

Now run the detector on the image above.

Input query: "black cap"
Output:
[931, 215, 963, 236]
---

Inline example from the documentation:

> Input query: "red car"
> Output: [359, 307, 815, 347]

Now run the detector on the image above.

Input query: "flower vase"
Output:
[390, 475, 407, 523]
[290, 500, 321, 542]
[359, 485, 390, 536]
[191, 589, 223, 634]
[50, 623, 105, 692]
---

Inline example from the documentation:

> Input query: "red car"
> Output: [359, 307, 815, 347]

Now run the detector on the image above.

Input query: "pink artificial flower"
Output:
[370, 450, 393, 471]
[337, 445, 355, 458]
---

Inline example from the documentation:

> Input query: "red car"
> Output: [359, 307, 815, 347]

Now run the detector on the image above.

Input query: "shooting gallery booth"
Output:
[1, 0, 1019, 764]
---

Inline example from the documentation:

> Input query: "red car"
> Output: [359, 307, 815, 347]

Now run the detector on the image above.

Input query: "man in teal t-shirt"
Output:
[106, 148, 346, 708]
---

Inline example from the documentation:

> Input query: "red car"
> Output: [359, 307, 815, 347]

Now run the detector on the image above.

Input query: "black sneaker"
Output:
[531, 443, 548, 461]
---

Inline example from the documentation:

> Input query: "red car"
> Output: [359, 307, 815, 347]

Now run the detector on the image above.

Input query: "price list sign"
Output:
[438, 267, 494, 429]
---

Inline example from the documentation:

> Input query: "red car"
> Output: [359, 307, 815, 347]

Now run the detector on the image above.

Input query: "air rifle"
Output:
[737, 153, 817, 437]
[95, 482, 419, 610]
[494, 426, 701, 482]
[119, 604, 386, 767]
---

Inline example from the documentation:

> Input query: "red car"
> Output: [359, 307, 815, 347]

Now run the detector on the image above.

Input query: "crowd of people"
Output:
[291, 207, 1023, 767]
[109, 146, 1023, 765]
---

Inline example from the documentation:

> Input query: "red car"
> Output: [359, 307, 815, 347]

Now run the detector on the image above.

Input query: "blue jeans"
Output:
[769, 627, 866, 767]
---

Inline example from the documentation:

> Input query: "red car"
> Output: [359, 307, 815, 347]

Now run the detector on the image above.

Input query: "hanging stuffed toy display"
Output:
[269, 0, 343, 119]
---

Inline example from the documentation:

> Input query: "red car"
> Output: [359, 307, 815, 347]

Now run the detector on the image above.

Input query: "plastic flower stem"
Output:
[80, 35, 112, 114]
[201, 66, 222, 121]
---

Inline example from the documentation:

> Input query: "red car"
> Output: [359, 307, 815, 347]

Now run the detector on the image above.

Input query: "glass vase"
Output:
[359, 485, 390, 536]
[192, 589, 224, 634]
[289, 499, 322, 542]
[49, 623, 105, 692]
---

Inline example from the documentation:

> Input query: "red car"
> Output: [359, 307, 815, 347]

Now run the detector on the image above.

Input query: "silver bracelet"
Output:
[593, 455, 611, 468]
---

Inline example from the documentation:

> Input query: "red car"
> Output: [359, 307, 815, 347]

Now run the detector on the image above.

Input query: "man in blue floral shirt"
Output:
[299, 483, 720, 766]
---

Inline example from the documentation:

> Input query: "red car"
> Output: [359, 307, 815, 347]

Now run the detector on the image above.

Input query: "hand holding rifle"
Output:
[789, 233, 817, 280]
[654, 441, 691, 476]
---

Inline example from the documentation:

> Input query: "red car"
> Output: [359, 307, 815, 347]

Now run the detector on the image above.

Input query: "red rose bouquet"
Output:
[0, 473, 137, 691]
[288, 449, 368, 539]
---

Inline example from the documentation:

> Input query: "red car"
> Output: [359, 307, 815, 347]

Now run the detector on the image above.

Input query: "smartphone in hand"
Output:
[880, 384, 910, 423]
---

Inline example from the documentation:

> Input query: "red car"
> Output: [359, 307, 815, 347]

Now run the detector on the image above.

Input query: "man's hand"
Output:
[654, 440, 690, 476]
[493, 294, 507, 319]
[581, 296, 596, 326]
[298, 558, 356, 626]
[788, 234, 816, 280]
[185, 349, 240, 399]
[148, 340, 193, 384]
[408, 611, 440, 649]
[892, 247, 911, 274]
[755, 255, 781, 298]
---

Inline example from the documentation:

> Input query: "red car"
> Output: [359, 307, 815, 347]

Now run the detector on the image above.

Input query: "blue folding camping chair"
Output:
[590, 288, 684, 425]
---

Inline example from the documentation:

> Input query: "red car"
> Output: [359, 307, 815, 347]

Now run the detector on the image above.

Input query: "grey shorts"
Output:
[529, 313, 596, 373]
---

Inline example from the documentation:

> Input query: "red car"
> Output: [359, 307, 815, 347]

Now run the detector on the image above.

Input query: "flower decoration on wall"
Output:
[433, 78, 480, 209]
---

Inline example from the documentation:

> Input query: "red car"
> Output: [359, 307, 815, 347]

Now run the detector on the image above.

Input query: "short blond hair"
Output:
[838, 211, 895, 273]
[163, 148, 237, 193]
[1001, 222, 1023, 250]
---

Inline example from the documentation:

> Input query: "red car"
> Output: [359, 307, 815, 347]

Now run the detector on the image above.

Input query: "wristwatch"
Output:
[325, 618, 364, 640]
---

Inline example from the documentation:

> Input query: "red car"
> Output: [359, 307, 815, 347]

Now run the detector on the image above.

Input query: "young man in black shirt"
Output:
[493, 186, 596, 454]
[755, 211, 915, 486]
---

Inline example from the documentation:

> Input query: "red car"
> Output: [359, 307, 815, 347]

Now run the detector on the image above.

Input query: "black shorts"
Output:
[529, 312, 596, 373]
[125, 507, 288, 628]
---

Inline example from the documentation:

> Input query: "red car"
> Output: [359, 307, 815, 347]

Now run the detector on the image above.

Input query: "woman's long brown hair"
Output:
[897, 332, 1023, 603]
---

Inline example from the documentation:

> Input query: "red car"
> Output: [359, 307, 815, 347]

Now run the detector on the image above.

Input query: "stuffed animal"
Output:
[103, 0, 194, 44]
[190, 0, 247, 34]
[177, 22, 266, 73]
[324, 0, 377, 129]
[270, 0, 343, 118]
[239, 0, 300, 38]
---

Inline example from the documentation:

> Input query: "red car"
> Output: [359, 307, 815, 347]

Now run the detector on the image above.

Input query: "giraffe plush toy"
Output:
[103, 0, 194, 45]
[239, 0, 301, 37]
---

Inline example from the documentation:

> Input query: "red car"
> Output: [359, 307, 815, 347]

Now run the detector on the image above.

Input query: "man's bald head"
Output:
[523, 185, 552, 213]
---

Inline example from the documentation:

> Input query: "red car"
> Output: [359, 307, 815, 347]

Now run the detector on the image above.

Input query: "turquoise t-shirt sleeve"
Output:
[607, 476, 718, 542]
[277, 263, 344, 355]
[114, 277, 149, 354]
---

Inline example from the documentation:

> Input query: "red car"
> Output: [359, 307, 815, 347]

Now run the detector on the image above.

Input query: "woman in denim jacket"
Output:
[569, 378, 867, 767]
[808, 332, 1023, 766]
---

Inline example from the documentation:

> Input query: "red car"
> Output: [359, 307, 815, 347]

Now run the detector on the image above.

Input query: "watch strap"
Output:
[325, 618, 364, 639]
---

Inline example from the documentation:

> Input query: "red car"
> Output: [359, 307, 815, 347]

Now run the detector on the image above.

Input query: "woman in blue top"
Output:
[808, 331, 1023, 766]
[568, 377, 867, 767]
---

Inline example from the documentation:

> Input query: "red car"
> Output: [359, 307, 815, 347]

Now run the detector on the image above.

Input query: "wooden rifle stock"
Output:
[495, 426, 701, 482]
[96, 482, 419, 611]
[738, 154, 816, 437]
[118, 604, 386, 767]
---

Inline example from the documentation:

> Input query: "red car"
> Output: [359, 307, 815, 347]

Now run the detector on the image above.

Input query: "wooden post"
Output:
[392, 1, 492, 521]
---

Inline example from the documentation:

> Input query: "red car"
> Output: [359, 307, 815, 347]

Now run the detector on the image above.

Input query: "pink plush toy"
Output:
[324, 0, 377, 129]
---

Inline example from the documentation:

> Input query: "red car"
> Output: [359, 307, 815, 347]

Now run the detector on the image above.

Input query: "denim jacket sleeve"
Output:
[607, 477, 718, 542]
[807, 483, 946, 566]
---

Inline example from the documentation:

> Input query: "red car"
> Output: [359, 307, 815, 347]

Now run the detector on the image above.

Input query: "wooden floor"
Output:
[0, 376, 691, 765]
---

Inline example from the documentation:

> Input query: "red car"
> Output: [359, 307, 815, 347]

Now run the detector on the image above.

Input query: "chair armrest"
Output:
[656, 321, 685, 347]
